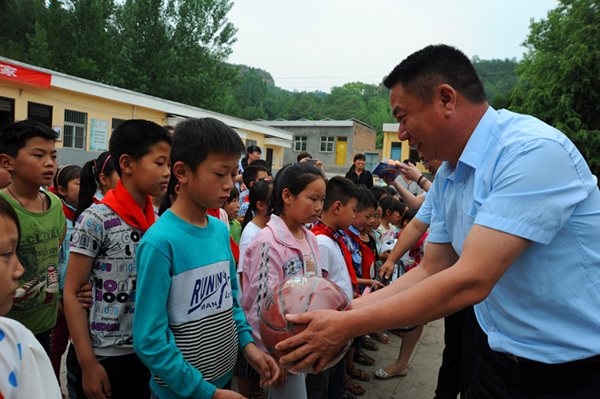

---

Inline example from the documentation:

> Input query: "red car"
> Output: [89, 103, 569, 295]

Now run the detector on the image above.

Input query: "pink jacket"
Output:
[241, 214, 322, 351]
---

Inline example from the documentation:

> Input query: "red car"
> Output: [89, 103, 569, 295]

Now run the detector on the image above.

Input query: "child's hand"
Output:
[273, 362, 288, 389]
[379, 249, 391, 261]
[82, 361, 111, 399]
[379, 260, 395, 280]
[213, 388, 247, 399]
[77, 283, 93, 308]
[243, 343, 280, 387]
[372, 280, 385, 291]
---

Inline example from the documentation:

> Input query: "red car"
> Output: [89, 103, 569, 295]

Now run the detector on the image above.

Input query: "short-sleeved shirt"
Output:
[415, 192, 432, 225]
[428, 107, 600, 363]
[70, 203, 141, 356]
[317, 235, 353, 300]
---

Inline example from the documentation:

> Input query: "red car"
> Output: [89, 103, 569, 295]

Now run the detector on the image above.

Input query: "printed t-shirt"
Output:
[295, 233, 317, 274]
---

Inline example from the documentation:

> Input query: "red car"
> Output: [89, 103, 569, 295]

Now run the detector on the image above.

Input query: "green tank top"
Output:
[0, 190, 65, 335]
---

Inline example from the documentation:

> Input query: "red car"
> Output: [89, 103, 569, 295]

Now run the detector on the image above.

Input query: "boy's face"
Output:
[186, 152, 240, 210]
[249, 170, 269, 189]
[335, 197, 357, 231]
[371, 206, 383, 229]
[0, 166, 11, 189]
[130, 141, 171, 198]
[0, 214, 24, 316]
[389, 210, 401, 224]
[353, 207, 374, 232]
[6, 137, 57, 187]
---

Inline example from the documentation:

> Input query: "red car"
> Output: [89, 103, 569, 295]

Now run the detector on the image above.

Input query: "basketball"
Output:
[258, 274, 352, 372]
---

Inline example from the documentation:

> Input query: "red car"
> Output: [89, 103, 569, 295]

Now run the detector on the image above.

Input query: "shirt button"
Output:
[458, 182, 464, 187]
[490, 326, 496, 332]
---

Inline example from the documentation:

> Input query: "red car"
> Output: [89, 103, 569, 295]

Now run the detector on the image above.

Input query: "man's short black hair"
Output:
[0, 120, 58, 157]
[172, 118, 245, 172]
[383, 44, 487, 104]
[323, 176, 361, 211]
[247, 145, 261, 154]
[357, 187, 378, 212]
[297, 152, 312, 162]
[109, 119, 172, 176]
[243, 164, 270, 188]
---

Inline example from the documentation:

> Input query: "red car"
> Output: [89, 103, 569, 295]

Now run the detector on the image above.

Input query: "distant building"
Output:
[255, 118, 380, 173]
[0, 57, 292, 170]
[382, 122, 427, 172]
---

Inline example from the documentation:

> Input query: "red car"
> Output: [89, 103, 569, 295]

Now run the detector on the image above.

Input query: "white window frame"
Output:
[293, 136, 307, 152]
[320, 136, 335, 153]
[63, 110, 87, 150]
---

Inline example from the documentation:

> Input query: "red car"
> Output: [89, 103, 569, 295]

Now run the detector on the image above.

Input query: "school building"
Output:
[0, 56, 293, 170]
[255, 118, 380, 173]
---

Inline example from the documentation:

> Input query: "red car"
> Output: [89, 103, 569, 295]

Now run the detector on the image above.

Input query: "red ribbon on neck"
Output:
[101, 180, 155, 232]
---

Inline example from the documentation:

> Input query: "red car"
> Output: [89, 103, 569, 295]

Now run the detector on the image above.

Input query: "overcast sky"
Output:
[226, 0, 559, 92]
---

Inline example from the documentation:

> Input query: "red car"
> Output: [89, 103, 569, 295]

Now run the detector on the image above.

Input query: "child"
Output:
[74, 151, 118, 222]
[133, 117, 278, 399]
[377, 196, 403, 246]
[310, 176, 360, 399]
[223, 186, 242, 244]
[64, 119, 171, 398]
[0, 120, 66, 354]
[48, 164, 82, 381]
[0, 163, 11, 188]
[0, 196, 62, 398]
[243, 162, 326, 398]
[236, 178, 273, 398]
[238, 164, 270, 219]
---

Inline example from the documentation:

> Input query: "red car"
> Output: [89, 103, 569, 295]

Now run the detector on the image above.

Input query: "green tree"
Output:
[510, 0, 600, 179]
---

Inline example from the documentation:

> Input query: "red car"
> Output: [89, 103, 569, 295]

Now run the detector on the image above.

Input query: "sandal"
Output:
[361, 336, 379, 351]
[370, 331, 391, 344]
[342, 390, 357, 399]
[343, 375, 366, 395]
[347, 364, 370, 381]
[354, 349, 376, 366]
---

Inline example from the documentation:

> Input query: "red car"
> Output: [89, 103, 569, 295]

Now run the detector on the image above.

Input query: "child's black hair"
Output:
[369, 186, 389, 201]
[385, 186, 397, 196]
[380, 195, 404, 216]
[242, 179, 273, 230]
[74, 151, 116, 222]
[357, 187, 378, 212]
[171, 118, 245, 171]
[225, 186, 240, 205]
[401, 208, 418, 227]
[323, 176, 361, 211]
[158, 174, 179, 216]
[243, 164, 270, 188]
[53, 165, 82, 199]
[0, 120, 58, 157]
[271, 163, 324, 216]
[0, 196, 21, 245]
[109, 119, 172, 176]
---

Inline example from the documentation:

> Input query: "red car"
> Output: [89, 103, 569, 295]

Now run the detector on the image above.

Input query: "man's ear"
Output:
[0, 154, 15, 172]
[172, 161, 188, 184]
[119, 154, 133, 176]
[438, 84, 457, 115]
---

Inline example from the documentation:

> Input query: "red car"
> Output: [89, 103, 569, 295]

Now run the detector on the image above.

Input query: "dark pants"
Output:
[306, 357, 345, 399]
[35, 328, 53, 356]
[434, 306, 476, 399]
[466, 324, 600, 399]
[68, 345, 150, 399]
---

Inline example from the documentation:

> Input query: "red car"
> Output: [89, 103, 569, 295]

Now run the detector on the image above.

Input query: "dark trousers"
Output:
[306, 357, 345, 399]
[68, 345, 151, 399]
[466, 323, 600, 399]
[35, 328, 53, 356]
[434, 306, 476, 399]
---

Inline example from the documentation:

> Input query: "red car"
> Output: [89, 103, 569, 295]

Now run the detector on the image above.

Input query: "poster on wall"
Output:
[53, 125, 62, 142]
[90, 119, 109, 151]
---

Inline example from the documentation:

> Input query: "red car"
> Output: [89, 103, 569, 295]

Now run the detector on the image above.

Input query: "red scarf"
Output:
[101, 180, 155, 232]
[311, 220, 359, 293]
[208, 209, 240, 264]
[344, 229, 376, 280]
[47, 186, 76, 221]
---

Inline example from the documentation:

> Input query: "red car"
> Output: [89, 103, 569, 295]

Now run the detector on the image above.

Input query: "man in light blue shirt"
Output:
[276, 45, 600, 398]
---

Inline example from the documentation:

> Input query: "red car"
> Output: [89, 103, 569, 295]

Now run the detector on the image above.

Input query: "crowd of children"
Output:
[0, 118, 427, 399]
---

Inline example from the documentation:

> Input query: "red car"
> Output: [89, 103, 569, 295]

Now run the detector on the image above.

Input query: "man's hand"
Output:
[379, 259, 396, 280]
[243, 343, 280, 387]
[213, 388, 247, 399]
[275, 309, 351, 374]
[398, 162, 421, 181]
[77, 283, 93, 308]
[82, 361, 111, 399]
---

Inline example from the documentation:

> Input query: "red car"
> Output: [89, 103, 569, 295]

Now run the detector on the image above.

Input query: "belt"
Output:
[503, 353, 600, 367]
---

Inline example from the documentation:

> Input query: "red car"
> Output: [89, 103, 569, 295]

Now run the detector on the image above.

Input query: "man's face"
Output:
[390, 83, 446, 162]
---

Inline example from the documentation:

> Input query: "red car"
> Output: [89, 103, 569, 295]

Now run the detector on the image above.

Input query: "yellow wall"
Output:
[1, 80, 167, 152]
[382, 128, 427, 173]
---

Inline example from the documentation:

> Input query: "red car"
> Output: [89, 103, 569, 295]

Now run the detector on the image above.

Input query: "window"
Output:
[246, 139, 257, 148]
[27, 102, 52, 127]
[64, 110, 87, 150]
[112, 118, 125, 132]
[0, 97, 15, 130]
[294, 136, 307, 152]
[320, 136, 335, 153]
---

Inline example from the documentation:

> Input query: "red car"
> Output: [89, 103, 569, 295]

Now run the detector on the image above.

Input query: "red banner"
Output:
[0, 62, 52, 89]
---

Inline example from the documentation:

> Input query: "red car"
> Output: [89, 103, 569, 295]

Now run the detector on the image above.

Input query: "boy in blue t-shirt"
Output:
[133, 118, 279, 399]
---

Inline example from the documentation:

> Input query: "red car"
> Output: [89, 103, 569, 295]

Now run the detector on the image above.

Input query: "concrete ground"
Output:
[60, 319, 446, 398]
